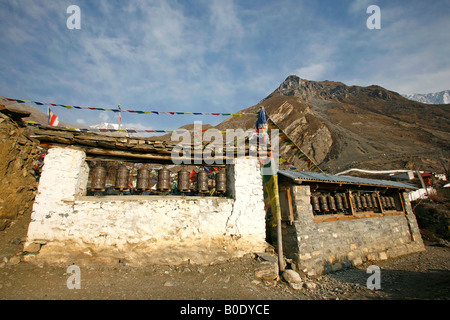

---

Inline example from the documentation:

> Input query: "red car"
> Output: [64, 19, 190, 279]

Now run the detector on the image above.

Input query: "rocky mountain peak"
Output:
[266, 75, 396, 103]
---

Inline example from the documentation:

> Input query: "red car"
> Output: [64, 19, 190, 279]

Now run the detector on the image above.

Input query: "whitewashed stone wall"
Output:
[25, 147, 266, 266]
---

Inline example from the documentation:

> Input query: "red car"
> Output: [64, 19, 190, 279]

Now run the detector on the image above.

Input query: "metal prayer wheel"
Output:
[389, 197, 396, 209]
[360, 195, 367, 208]
[319, 195, 329, 211]
[341, 194, 349, 209]
[215, 170, 227, 194]
[372, 194, 378, 208]
[311, 196, 320, 212]
[366, 195, 373, 208]
[197, 168, 209, 194]
[177, 169, 190, 193]
[380, 196, 387, 208]
[355, 195, 362, 209]
[90, 166, 106, 191]
[136, 167, 150, 191]
[157, 166, 171, 191]
[385, 196, 390, 208]
[335, 194, 343, 211]
[115, 166, 130, 191]
[327, 195, 336, 211]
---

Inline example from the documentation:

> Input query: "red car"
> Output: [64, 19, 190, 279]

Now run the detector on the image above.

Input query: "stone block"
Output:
[23, 242, 41, 253]
[255, 261, 279, 281]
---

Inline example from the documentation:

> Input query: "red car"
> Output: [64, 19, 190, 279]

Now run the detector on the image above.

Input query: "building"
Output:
[271, 170, 425, 275]
[24, 126, 425, 275]
[24, 126, 268, 266]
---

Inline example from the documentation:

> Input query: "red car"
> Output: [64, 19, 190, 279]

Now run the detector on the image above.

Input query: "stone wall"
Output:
[25, 147, 267, 266]
[285, 185, 425, 276]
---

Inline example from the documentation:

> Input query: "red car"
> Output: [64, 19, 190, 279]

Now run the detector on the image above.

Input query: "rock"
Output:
[282, 269, 303, 284]
[289, 282, 304, 291]
[9, 256, 21, 265]
[255, 261, 279, 281]
[23, 242, 41, 253]
[304, 281, 317, 290]
[255, 252, 278, 263]
[163, 281, 179, 287]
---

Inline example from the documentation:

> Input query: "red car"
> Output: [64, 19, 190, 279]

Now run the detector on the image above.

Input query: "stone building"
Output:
[272, 170, 425, 276]
[24, 127, 268, 266]
[24, 126, 425, 274]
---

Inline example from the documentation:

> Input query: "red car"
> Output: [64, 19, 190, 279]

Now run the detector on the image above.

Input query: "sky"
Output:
[0, 0, 449, 132]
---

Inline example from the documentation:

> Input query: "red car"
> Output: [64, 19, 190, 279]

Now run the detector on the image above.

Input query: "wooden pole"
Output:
[277, 221, 285, 272]
[118, 103, 122, 131]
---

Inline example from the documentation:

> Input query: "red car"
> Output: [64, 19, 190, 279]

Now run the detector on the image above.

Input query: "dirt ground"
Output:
[1, 211, 449, 303]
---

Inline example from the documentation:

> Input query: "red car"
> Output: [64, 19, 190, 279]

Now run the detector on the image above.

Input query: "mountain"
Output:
[403, 90, 450, 105]
[90, 122, 121, 130]
[216, 75, 450, 173]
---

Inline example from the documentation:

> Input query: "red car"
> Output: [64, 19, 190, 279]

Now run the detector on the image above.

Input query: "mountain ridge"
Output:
[403, 90, 450, 105]
[217, 75, 450, 173]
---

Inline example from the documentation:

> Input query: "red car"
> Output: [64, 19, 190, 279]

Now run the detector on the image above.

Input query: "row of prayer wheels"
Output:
[90, 166, 134, 192]
[311, 193, 397, 213]
[311, 194, 349, 213]
[89, 165, 227, 195]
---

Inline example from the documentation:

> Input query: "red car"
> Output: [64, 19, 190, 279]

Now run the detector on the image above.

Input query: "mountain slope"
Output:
[218, 75, 450, 173]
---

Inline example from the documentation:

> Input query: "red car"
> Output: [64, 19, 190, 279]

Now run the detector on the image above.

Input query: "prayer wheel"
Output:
[335, 194, 343, 211]
[177, 169, 190, 193]
[136, 167, 150, 191]
[341, 194, 349, 210]
[311, 196, 320, 212]
[115, 166, 129, 191]
[215, 169, 227, 194]
[197, 168, 209, 194]
[355, 195, 362, 209]
[327, 195, 336, 211]
[372, 194, 379, 209]
[90, 166, 106, 191]
[319, 195, 329, 211]
[360, 195, 367, 208]
[157, 166, 171, 191]
[389, 197, 396, 209]
[380, 196, 387, 208]
[366, 195, 373, 208]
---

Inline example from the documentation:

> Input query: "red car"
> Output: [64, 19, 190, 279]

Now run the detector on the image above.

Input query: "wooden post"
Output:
[347, 191, 356, 215]
[277, 221, 285, 272]
[286, 187, 294, 224]
[376, 192, 384, 214]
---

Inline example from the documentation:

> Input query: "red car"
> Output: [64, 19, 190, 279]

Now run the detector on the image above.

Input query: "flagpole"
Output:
[47, 106, 50, 125]
[118, 103, 121, 130]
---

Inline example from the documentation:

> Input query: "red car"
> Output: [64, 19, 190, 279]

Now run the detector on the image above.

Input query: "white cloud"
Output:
[209, 0, 244, 51]
[349, 0, 372, 15]
[296, 62, 335, 81]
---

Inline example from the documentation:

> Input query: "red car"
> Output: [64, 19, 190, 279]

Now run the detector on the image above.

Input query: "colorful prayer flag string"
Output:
[24, 120, 230, 134]
[4, 97, 248, 117]
[267, 116, 323, 173]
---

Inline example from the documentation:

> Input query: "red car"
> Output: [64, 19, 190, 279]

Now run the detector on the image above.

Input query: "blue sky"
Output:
[0, 0, 449, 131]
